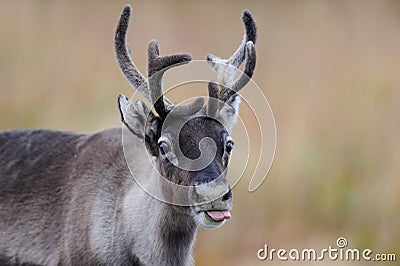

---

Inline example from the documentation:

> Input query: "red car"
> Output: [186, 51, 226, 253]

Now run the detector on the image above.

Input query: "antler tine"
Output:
[147, 40, 201, 119]
[206, 9, 257, 99]
[227, 10, 257, 68]
[115, 5, 150, 102]
[207, 82, 220, 117]
[222, 41, 256, 101]
[116, 5, 204, 120]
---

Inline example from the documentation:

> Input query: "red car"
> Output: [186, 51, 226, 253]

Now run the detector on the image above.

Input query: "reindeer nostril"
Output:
[222, 190, 231, 201]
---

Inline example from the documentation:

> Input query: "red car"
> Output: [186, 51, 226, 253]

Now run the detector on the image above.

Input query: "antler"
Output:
[115, 5, 204, 119]
[206, 9, 257, 103]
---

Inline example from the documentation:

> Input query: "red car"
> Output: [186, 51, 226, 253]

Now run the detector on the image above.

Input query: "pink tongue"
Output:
[206, 211, 232, 221]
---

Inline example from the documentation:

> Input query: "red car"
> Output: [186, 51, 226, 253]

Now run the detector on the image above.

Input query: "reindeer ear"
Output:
[118, 94, 161, 156]
[219, 94, 241, 131]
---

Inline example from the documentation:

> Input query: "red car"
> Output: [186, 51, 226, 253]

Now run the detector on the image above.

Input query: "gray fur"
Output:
[0, 129, 198, 265]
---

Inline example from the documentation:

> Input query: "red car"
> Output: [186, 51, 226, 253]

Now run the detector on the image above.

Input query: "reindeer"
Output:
[0, 5, 257, 266]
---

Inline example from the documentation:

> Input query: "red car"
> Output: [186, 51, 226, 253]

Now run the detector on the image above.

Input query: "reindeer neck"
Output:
[122, 184, 198, 266]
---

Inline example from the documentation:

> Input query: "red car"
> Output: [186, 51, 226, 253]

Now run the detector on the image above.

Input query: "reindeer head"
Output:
[115, 5, 256, 229]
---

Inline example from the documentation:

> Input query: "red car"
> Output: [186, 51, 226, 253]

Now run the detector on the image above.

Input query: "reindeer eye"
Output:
[225, 140, 234, 154]
[158, 141, 168, 155]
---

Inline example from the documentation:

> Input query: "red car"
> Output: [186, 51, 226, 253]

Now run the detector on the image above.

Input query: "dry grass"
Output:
[0, 1, 399, 265]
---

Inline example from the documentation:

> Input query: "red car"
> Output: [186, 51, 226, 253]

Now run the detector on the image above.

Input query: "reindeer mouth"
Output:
[204, 210, 232, 222]
[192, 209, 232, 229]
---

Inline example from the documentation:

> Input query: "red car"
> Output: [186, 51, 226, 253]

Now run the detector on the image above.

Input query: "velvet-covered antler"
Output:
[115, 5, 204, 119]
[207, 9, 257, 116]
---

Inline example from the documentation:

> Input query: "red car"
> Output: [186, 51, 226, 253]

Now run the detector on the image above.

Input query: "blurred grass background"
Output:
[0, 1, 399, 265]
